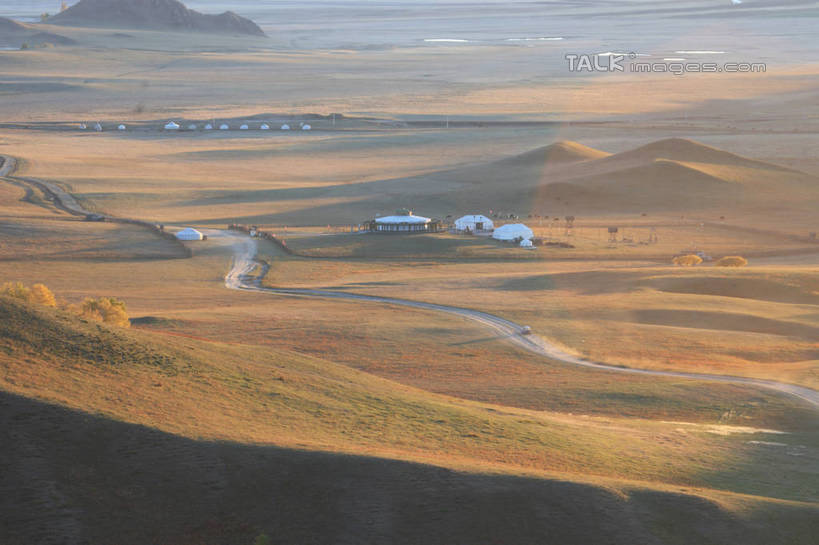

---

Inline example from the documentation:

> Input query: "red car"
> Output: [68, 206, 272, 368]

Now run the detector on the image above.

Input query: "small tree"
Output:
[716, 256, 748, 267]
[673, 254, 703, 267]
[29, 284, 57, 307]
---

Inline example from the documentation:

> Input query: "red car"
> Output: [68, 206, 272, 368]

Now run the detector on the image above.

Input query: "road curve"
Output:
[213, 229, 819, 410]
[2, 157, 817, 411]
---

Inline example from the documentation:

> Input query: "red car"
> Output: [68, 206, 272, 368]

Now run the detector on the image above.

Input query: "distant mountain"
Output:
[50, 0, 266, 36]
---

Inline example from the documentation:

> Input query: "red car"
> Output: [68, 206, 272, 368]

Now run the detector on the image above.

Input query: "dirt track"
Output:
[212, 229, 819, 410]
[3, 155, 817, 410]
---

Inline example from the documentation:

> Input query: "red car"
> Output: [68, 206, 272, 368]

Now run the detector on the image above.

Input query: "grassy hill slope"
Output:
[1, 295, 818, 543]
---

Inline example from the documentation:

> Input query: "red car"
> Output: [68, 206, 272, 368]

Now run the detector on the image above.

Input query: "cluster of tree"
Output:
[1, 281, 57, 307]
[1, 281, 130, 327]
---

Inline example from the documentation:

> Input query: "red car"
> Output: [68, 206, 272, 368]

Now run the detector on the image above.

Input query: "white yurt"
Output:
[188, 123, 198, 130]
[302, 124, 312, 131]
[260, 123, 270, 130]
[219, 124, 229, 130]
[94, 123, 103, 132]
[164, 121, 180, 130]
[373, 210, 432, 233]
[239, 124, 249, 130]
[454, 214, 494, 233]
[204, 123, 213, 130]
[520, 238, 534, 248]
[175, 227, 204, 241]
[117, 124, 126, 131]
[281, 124, 291, 130]
[492, 223, 534, 242]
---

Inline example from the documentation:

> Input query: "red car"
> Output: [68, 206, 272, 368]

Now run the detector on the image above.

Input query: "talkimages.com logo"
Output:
[566, 53, 766, 75]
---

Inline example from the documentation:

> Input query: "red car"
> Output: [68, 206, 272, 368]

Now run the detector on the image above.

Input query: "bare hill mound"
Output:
[50, 0, 266, 36]
[540, 159, 743, 212]
[605, 138, 793, 172]
[503, 140, 610, 166]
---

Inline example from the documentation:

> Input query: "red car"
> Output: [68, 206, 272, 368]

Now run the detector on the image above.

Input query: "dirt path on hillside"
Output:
[210, 228, 819, 410]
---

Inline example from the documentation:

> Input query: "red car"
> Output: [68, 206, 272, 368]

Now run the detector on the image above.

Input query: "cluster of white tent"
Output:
[79, 121, 314, 132]
[454, 214, 534, 247]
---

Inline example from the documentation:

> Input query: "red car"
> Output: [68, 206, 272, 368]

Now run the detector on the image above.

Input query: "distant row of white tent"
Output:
[79, 121, 312, 132]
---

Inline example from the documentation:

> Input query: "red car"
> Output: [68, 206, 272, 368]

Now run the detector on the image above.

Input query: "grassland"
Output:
[2, 294, 818, 545]
[260, 239, 819, 390]
[1, 11, 818, 541]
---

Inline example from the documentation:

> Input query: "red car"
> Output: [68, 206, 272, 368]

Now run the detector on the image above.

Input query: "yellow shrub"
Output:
[672, 254, 703, 267]
[29, 283, 57, 307]
[716, 256, 748, 267]
[80, 297, 131, 328]
[1, 281, 31, 300]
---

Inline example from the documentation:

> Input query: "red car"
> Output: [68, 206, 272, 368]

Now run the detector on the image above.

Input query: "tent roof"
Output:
[455, 214, 492, 223]
[176, 227, 203, 240]
[492, 223, 533, 240]
[375, 214, 431, 224]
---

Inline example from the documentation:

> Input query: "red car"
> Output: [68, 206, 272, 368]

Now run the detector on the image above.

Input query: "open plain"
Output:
[0, 1, 818, 543]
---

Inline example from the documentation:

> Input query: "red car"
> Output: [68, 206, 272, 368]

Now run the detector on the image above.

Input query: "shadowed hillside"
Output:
[3, 392, 819, 545]
[49, 0, 266, 36]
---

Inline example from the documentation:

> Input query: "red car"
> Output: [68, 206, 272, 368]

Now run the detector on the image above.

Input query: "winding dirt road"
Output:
[213, 229, 819, 409]
[2, 155, 817, 410]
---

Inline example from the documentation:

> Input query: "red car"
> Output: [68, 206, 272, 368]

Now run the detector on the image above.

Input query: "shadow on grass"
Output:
[1, 390, 817, 545]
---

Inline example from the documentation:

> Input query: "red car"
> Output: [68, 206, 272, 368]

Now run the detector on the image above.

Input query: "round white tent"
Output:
[188, 123, 198, 130]
[492, 223, 534, 242]
[204, 124, 213, 130]
[94, 123, 103, 132]
[302, 124, 312, 131]
[372, 210, 432, 233]
[175, 228, 204, 241]
[240, 124, 249, 130]
[164, 121, 180, 130]
[219, 124, 229, 130]
[520, 238, 534, 248]
[454, 214, 494, 233]
[281, 124, 291, 130]
[117, 124, 126, 131]
[79, 123, 87, 130]
[260, 123, 270, 130]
